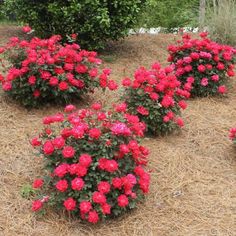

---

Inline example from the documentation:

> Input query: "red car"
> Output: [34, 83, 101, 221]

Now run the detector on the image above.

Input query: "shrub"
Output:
[229, 127, 236, 144]
[0, 34, 117, 107]
[138, 0, 199, 31]
[168, 33, 236, 97]
[120, 63, 190, 135]
[206, 0, 236, 46]
[4, 0, 147, 50]
[30, 103, 150, 223]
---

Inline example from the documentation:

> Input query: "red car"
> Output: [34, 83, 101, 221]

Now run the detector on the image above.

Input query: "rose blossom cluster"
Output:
[168, 32, 236, 97]
[229, 127, 236, 144]
[0, 33, 117, 107]
[121, 62, 189, 135]
[31, 103, 150, 223]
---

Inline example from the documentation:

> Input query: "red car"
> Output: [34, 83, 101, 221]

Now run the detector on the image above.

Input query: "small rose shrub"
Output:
[121, 63, 189, 135]
[0, 35, 117, 107]
[168, 32, 236, 97]
[30, 104, 150, 223]
[229, 127, 236, 144]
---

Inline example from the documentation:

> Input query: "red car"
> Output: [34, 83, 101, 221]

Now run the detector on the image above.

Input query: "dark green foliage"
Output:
[4, 0, 147, 50]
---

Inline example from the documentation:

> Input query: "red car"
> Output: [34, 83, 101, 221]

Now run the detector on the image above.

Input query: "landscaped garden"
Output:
[0, 0, 236, 235]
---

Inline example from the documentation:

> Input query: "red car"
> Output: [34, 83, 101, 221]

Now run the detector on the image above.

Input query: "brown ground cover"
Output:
[0, 26, 236, 236]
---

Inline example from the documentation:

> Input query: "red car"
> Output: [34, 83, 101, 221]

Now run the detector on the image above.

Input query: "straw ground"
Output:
[0, 26, 236, 236]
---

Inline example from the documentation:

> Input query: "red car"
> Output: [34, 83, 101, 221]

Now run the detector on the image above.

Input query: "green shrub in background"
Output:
[138, 0, 199, 31]
[3, 0, 146, 50]
[206, 0, 236, 46]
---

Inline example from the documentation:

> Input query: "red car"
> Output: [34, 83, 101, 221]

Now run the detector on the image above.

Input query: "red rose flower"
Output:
[218, 85, 227, 94]
[112, 177, 123, 189]
[64, 197, 76, 211]
[52, 136, 65, 149]
[91, 103, 102, 110]
[79, 154, 92, 167]
[122, 77, 131, 87]
[79, 201, 92, 213]
[62, 146, 75, 158]
[32, 179, 44, 189]
[92, 191, 106, 204]
[104, 160, 118, 172]
[59, 81, 68, 91]
[32, 200, 43, 212]
[28, 76, 36, 85]
[97, 181, 110, 194]
[178, 100, 187, 109]
[101, 203, 111, 215]
[88, 210, 99, 224]
[33, 89, 40, 98]
[176, 118, 184, 127]
[76, 164, 87, 177]
[136, 106, 149, 116]
[55, 179, 68, 192]
[22, 26, 32, 33]
[64, 104, 76, 113]
[49, 77, 59, 86]
[71, 177, 84, 191]
[117, 194, 129, 207]
[89, 128, 101, 139]
[197, 65, 206, 73]
[43, 141, 54, 155]
[30, 137, 41, 147]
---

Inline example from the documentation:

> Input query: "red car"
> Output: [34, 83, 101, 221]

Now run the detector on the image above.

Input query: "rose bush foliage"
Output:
[0, 34, 117, 107]
[121, 63, 189, 135]
[168, 32, 236, 97]
[30, 103, 150, 223]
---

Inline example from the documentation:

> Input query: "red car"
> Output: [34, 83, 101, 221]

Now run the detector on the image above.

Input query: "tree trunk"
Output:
[199, 0, 206, 30]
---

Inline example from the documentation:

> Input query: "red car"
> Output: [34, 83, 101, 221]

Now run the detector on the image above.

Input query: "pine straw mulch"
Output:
[0, 26, 236, 236]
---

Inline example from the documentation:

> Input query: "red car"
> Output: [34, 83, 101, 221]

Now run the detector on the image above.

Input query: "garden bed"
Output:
[0, 26, 236, 235]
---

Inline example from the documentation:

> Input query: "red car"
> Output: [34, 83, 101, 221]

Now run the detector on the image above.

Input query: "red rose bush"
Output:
[0, 35, 117, 107]
[229, 127, 236, 145]
[30, 103, 150, 223]
[121, 63, 189, 135]
[168, 32, 236, 97]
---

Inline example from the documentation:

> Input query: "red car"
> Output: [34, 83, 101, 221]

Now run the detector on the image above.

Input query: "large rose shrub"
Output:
[0, 34, 117, 107]
[30, 104, 150, 223]
[121, 63, 190, 135]
[168, 32, 236, 97]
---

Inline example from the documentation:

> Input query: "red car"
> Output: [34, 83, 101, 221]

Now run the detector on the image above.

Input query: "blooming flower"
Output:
[22, 26, 32, 33]
[89, 128, 101, 139]
[201, 78, 208, 87]
[88, 210, 99, 224]
[55, 179, 68, 192]
[117, 195, 129, 207]
[32, 200, 43, 212]
[97, 181, 110, 194]
[64, 198, 76, 211]
[79, 154, 92, 167]
[71, 177, 84, 191]
[218, 85, 227, 94]
[92, 191, 106, 204]
[43, 141, 54, 155]
[79, 201, 92, 213]
[62, 146, 75, 158]
[32, 179, 44, 189]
